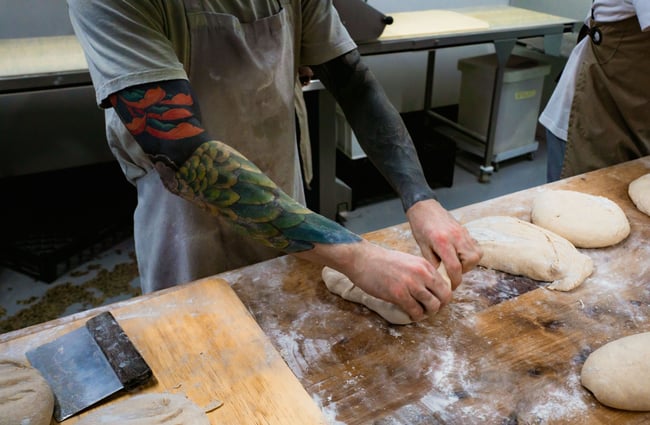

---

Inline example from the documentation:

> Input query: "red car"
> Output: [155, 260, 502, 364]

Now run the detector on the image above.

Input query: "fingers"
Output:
[403, 267, 453, 321]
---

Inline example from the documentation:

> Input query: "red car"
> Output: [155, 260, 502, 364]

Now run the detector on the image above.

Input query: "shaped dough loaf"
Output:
[74, 393, 210, 425]
[629, 173, 650, 217]
[0, 359, 54, 425]
[581, 332, 650, 411]
[531, 189, 629, 248]
[322, 264, 450, 325]
[465, 216, 593, 291]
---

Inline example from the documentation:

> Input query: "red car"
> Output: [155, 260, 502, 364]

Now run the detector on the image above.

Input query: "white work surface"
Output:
[378, 6, 574, 41]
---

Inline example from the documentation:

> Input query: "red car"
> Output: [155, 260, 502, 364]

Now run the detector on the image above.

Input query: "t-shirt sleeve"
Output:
[634, 0, 650, 31]
[67, 0, 187, 107]
[299, 0, 357, 66]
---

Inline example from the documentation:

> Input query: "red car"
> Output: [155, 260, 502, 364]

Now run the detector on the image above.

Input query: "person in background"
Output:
[539, 0, 650, 182]
[67, 0, 481, 322]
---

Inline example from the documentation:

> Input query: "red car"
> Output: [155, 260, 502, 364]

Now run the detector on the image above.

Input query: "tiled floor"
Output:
[0, 137, 547, 333]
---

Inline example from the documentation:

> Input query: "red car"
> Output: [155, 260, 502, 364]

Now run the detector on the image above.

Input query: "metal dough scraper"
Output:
[26, 311, 153, 422]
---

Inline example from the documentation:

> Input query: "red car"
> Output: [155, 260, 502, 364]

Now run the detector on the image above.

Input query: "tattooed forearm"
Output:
[312, 50, 436, 211]
[110, 80, 360, 251]
[157, 141, 361, 251]
[110, 80, 210, 168]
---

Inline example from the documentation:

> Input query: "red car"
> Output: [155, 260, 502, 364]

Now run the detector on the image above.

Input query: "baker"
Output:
[539, 0, 650, 181]
[67, 0, 481, 322]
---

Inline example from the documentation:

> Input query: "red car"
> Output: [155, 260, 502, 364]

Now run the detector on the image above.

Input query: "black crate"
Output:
[0, 162, 136, 282]
[336, 111, 456, 209]
[401, 111, 456, 188]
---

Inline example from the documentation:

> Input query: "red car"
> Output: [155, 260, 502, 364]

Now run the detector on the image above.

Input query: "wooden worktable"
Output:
[222, 156, 650, 424]
[0, 278, 328, 424]
[1, 157, 649, 424]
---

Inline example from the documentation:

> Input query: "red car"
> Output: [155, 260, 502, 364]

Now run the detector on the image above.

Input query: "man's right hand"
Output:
[294, 239, 453, 322]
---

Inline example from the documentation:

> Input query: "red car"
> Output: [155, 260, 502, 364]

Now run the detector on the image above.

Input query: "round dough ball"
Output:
[629, 173, 650, 216]
[531, 190, 629, 248]
[75, 393, 210, 424]
[0, 358, 54, 425]
[581, 332, 650, 411]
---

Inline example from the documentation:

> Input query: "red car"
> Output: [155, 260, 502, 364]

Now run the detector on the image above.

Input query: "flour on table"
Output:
[321, 264, 451, 325]
[531, 189, 629, 248]
[464, 216, 593, 291]
[0, 358, 54, 425]
[628, 173, 650, 217]
[581, 332, 650, 411]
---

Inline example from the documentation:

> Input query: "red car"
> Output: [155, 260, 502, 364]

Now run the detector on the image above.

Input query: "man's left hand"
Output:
[406, 198, 482, 289]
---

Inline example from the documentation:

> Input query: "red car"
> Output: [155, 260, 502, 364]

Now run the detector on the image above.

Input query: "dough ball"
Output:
[465, 216, 593, 291]
[0, 358, 54, 425]
[322, 264, 450, 325]
[75, 393, 210, 424]
[629, 173, 650, 217]
[581, 332, 650, 411]
[531, 190, 629, 248]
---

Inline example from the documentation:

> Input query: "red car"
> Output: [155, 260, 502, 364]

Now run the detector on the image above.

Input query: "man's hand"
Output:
[406, 199, 482, 289]
[295, 239, 453, 322]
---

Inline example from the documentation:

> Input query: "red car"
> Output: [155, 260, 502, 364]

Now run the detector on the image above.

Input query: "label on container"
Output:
[515, 89, 537, 100]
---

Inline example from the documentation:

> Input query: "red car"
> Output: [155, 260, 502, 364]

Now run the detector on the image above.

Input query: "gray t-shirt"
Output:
[67, 0, 355, 181]
[68, 0, 355, 107]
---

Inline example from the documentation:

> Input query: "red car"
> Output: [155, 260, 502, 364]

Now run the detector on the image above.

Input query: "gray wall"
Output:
[0, 0, 72, 38]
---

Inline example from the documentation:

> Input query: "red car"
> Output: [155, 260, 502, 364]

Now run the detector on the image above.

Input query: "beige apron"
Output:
[562, 16, 650, 178]
[134, 0, 304, 292]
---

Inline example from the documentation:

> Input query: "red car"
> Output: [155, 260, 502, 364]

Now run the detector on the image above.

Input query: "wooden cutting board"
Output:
[379, 10, 490, 39]
[0, 278, 327, 425]
[0, 36, 87, 77]
[377, 7, 572, 41]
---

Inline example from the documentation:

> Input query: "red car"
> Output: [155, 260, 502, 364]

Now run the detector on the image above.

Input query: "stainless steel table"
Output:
[350, 6, 577, 183]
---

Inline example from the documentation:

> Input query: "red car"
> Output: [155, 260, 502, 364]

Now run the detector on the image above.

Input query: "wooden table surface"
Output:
[2, 158, 649, 424]
[0, 278, 327, 424]
[222, 157, 650, 424]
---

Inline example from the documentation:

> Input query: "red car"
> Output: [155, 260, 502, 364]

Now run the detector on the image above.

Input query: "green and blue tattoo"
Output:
[109, 79, 360, 252]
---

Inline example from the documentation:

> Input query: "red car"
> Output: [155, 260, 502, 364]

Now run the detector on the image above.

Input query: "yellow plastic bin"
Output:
[457, 54, 551, 161]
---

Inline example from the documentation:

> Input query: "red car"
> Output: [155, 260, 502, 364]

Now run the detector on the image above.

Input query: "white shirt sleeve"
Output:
[538, 38, 589, 141]
[634, 0, 650, 30]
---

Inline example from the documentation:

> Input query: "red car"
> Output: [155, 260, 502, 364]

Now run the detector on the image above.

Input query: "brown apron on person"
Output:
[562, 16, 650, 178]
[133, 0, 304, 292]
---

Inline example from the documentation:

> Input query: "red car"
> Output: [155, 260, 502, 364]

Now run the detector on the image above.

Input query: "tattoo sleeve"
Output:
[109, 79, 360, 252]
[311, 50, 437, 211]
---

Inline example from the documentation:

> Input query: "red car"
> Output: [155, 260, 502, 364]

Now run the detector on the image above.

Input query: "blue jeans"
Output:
[545, 128, 567, 182]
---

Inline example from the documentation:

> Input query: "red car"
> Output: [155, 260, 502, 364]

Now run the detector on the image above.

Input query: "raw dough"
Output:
[464, 216, 593, 291]
[0, 358, 54, 425]
[629, 173, 650, 217]
[75, 393, 210, 424]
[321, 264, 450, 325]
[581, 332, 650, 411]
[531, 189, 630, 248]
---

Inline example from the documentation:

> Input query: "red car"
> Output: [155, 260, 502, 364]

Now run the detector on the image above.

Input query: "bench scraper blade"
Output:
[26, 311, 152, 421]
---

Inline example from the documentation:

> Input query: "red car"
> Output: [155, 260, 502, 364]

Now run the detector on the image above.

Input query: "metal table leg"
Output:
[480, 38, 516, 183]
[316, 89, 351, 220]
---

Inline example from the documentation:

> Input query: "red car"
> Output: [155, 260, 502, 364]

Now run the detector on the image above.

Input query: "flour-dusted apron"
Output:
[562, 16, 650, 178]
[134, 0, 303, 292]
